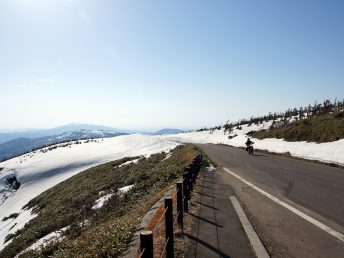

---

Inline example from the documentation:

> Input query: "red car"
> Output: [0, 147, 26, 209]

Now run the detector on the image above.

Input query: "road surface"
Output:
[198, 144, 344, 258]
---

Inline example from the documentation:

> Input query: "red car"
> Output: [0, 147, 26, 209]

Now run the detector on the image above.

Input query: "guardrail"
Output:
[138, 154, 202, 258]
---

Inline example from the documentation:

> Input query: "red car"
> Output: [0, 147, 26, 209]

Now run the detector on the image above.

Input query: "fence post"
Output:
[188, 166, 193, 192]
[192, 160, 197, 184]
[182, 173, 188, 212]
[177, 181, 183, 228]
[194, 157, 199, 177]
[183, 172, 190, 201]
[165, 197, 174, 258]
[199, 155, 202, 171]
[140, 231, 153, 258]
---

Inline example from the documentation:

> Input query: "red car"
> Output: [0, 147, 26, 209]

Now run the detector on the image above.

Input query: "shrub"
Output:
[249, 112, 344, 143]
[1, 145, 200, 258]
[2, 213, 20, 221]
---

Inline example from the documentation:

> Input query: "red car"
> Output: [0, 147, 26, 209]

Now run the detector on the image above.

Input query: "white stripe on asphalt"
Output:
[230, 196, 270, 258]
[224, 167, 344, 243]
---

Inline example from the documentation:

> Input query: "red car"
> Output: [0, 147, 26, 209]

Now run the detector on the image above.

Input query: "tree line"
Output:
[197, 99, 344, 133]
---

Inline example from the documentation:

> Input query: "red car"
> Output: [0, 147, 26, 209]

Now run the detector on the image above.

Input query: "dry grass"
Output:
[2, 144, 200, 258]
[249, 111, 344, 143]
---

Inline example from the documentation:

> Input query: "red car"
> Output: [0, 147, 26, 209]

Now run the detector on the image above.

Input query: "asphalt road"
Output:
[198, 144, 344, 258]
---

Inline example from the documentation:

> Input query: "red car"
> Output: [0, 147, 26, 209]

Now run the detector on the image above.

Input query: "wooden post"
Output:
[183, 172, 189, 212]
[140, 231, 153, 258]
[183, 172, 190, 201]
[192, 160, 197, 184]
[188, 166, 193, 192]
[199, 155, 202, 171]
[177, 181, 183, 228]
[165, 197, 174, 258]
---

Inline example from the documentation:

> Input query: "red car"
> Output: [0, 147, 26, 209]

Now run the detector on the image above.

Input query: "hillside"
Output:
[162, 116, 344, 166]
[152, 128, 185, 135]
[0, 130, 126, 162]
[0, 124, 122, 144]
[0, 123, 152, 144]
[0, 145, 200, 257]
[248, 111, 344, 143]
[0, 134, 180, 249]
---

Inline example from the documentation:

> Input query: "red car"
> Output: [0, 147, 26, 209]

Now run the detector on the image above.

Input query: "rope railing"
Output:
[139, 154, 203, 258]
[138, 248, 145, 258]
[153, 238, 164, 245]
[152, 207, 168, 234]
[173, 211, 180, 226]
[171, 188, 179, 198]
[159, 237, 169, 258]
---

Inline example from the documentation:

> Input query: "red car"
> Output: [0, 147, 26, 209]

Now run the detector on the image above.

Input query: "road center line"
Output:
[223, 167, 344, 243]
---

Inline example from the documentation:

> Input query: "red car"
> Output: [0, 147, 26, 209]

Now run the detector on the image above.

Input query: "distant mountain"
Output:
[0, 130, 126, 162]
[44, 124, 117, 134]
[0, 124, 142, 144]
[152, 128, 185, 135]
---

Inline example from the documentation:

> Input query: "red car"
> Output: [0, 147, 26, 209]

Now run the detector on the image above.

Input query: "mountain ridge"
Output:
[0, 130, 126, 162]
[0, 123, 147, 144]
[151, 128, 185, 135]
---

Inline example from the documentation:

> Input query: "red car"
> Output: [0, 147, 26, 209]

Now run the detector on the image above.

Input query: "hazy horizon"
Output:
[0, 123, 194, 133]
[1, 0, 343, 130]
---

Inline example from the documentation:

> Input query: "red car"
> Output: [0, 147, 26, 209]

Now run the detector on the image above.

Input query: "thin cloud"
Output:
[15, 84, 35, 89]
[36, 78, 54, 83]
[79, 9, 92, 24]
[15, 83, 53, 89]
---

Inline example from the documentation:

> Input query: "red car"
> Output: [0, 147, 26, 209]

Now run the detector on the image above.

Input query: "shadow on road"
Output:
[185, 233, 231, 258]
[194, 191, 216, 198]
[194, 200, 219, 210]
[189, 212, 223, 227]
[198, 179, 213, 184]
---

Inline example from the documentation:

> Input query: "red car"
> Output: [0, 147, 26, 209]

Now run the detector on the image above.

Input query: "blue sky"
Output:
[1, 0, 343, 130]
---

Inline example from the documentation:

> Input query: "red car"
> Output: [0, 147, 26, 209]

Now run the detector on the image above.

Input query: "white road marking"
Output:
[224, 167, 344, 243]
[230, 196, 270, 258]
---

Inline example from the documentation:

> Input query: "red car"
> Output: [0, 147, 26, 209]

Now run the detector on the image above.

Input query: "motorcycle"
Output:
[247, 144, 254, 155]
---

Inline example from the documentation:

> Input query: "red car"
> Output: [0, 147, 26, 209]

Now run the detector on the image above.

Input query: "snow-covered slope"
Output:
[0, 129, 126, 162]
[1, 125, 343, 249]
[162, 123, 344, 166]
[0, 134, 179, 248]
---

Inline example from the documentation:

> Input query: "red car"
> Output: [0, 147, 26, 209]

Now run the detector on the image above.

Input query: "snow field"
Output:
[0, 134, 180, 248]
[1, 124, 344, 250]
[162, 125, 344, 165]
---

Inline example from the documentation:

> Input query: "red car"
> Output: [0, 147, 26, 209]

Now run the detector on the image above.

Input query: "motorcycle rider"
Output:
[245, 138, 254, 151]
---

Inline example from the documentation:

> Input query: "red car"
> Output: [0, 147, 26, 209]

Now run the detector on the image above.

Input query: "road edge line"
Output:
[224, 167, 344, 243]
[229, 196, 270, 258]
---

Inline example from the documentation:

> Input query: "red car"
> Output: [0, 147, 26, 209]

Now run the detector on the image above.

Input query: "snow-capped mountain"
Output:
[0, 130, 126, 162]
[0, 123, 145, 144]
[151, 128, 185, 135]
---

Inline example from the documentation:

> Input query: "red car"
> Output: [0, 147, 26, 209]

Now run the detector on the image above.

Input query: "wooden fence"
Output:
[138, 155, 202, 258]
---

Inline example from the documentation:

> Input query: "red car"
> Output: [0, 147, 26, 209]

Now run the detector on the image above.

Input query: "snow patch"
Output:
[17, 226, 68, 256]
[117, 184, 134, 197]
[117, 158, 141, 168]
[163, 152, 172, 161]
[0, 208, 37, 249]
[206, 165, 215, 172]
[92, 184, 135, 210]
[92, 193, 115, 210]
